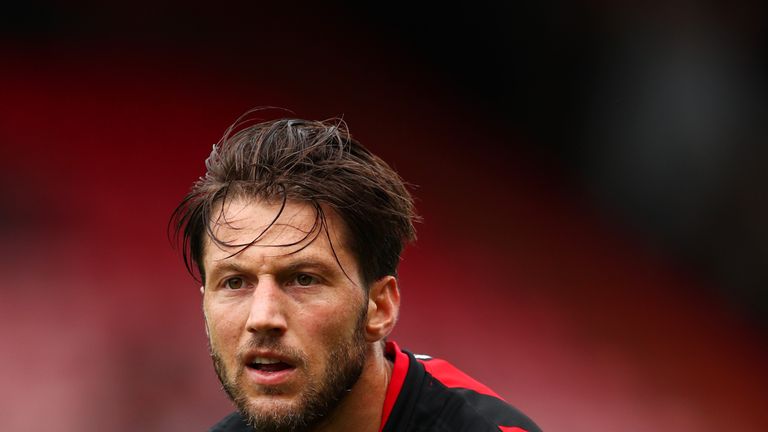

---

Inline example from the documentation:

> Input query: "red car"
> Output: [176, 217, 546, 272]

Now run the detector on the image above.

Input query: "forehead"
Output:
[202, 196, 355, 274]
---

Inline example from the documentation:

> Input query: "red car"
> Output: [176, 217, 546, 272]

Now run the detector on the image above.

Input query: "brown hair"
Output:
[170, 112, 418, 287]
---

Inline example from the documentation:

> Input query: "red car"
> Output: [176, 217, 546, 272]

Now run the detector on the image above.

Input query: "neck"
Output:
[312, 341, 393, 432]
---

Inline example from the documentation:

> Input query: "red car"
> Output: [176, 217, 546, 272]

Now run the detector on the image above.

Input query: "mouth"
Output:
[243, 352, 298, 386]
[247, 356, 295, 373]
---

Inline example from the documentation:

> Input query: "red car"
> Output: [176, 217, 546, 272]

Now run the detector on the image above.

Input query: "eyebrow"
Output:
[205, 256, 343, 281]
[281, 259, 340, 276]
[205, 261, 250, 282]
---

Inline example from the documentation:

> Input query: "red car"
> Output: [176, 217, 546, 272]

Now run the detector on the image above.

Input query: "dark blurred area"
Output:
[356, 1, 768, 324]
[1, 1, 766, 431]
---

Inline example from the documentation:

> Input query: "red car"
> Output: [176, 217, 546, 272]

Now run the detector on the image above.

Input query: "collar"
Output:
[379, 340, 410, 432]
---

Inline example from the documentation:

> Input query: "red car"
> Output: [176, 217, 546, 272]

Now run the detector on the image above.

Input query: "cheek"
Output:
[307, 304, 363, 347]
[204, 304, 244, 352]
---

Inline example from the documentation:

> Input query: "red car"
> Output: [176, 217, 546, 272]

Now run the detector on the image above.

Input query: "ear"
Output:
[364, 275, 400, 342]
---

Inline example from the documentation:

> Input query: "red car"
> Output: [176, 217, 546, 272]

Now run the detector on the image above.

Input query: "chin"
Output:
[245, 395, 299, 417]
[239, 395, 317, 432]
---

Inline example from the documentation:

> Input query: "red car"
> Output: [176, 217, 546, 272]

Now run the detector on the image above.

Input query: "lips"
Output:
[242, 351, 298, 385]
[248, 356, 293, 373]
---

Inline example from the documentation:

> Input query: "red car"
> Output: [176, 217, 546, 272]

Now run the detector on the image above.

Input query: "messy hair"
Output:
[170, 111, 418, 287]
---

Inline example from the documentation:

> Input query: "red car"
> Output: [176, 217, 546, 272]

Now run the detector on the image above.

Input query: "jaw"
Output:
[304, 344, 390, 432]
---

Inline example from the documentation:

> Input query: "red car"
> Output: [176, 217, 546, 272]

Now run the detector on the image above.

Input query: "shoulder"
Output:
[384, 343, 541, 432]
[208, 411, 250, 432]
[420, 353, 541, 432]
[417, 353, 504, 399]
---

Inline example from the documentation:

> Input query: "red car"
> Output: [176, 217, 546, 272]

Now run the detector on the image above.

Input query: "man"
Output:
[171, 114, 541, 432]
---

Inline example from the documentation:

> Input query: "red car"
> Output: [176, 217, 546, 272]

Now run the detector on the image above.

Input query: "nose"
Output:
[245, 277, 288, 337]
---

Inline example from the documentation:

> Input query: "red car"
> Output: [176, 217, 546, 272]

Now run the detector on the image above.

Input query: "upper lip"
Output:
[242, 350, 297, 368]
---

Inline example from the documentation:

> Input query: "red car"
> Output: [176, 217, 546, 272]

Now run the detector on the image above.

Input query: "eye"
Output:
[224, 277, 245, 290]
[295, 273, 317, 287]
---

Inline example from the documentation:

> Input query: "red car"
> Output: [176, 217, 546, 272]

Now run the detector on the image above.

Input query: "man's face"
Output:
[201, 197, 369, 431]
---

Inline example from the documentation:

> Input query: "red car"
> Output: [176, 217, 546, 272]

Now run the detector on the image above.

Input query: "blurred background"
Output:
[1, 2, 766, 431]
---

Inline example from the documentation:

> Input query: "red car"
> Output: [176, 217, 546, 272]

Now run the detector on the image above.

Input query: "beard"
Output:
[209, 308, 369, 432]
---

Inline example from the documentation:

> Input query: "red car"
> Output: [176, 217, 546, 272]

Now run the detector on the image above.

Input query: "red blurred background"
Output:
[1, 2, 767, 431]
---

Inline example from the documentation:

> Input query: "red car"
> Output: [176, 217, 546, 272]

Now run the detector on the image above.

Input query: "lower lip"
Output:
[244, 366, 297, 386]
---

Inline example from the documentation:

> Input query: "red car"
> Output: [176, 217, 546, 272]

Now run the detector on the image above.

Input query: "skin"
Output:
[201, 196, 400, 432]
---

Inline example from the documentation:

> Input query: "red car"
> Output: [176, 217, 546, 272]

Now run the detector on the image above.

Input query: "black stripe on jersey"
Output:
[450, 388, 541, 432]
[382, 350, 541, 432]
